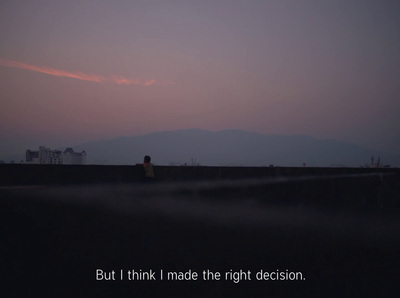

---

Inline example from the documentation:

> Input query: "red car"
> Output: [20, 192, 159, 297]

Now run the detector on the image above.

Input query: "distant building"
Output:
[39, 146, 62, 164]
[25, 146, 86, 165]
[62, 148, 86, 165]
[26, 149, 40, 164]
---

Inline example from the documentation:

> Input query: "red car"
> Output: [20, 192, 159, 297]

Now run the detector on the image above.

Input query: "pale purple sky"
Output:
[1, 0, 399, 157]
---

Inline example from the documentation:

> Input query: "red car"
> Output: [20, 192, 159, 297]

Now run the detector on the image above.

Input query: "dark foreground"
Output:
[1, 175, 400, 297]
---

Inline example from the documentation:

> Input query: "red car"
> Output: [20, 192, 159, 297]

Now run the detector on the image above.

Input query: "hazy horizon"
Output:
[1, 1, 400, 159]
[2, 128, 399, 167]
[0, 127, 393, 156]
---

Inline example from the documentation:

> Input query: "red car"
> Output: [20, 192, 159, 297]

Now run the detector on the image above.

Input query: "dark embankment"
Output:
[1, 165, 399, 297]
[0, 163, 398, 185]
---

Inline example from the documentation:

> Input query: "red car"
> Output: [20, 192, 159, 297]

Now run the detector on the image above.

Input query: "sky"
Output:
[1, 0, 399, 159]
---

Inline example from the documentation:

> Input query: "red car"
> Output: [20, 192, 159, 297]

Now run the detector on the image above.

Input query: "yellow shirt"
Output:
[144, 163, 154, 178]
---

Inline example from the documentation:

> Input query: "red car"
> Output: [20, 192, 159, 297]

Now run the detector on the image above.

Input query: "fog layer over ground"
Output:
[1, 176, 399, 297]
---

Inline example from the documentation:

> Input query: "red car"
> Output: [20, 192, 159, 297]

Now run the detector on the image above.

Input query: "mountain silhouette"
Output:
[73, 129, 399, 167]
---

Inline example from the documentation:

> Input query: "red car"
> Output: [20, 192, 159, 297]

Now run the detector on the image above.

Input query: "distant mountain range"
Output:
[72, 129, 400, 167]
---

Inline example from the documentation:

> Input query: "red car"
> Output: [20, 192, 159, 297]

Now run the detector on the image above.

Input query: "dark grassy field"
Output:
[1, 177, 399, 297]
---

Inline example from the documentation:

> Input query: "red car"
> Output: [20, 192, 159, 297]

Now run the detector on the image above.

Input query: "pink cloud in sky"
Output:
[0, 58, 106, 83]
[112, 76, 156, 86]
[0, 58, 158, 86]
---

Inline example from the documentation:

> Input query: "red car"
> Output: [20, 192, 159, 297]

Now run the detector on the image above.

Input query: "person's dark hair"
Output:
[144, 155, 151, 163]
